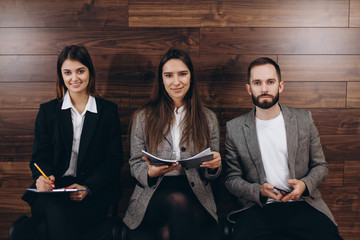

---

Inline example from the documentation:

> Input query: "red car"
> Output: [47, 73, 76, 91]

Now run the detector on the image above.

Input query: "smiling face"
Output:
[61, 59, 90, 97]
[162, 59, 191, 108]
[246, 63, 284, 109]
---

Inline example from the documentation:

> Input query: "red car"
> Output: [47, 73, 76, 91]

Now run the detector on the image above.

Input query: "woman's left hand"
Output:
[200, 151, 221, 169]
[67, 183, 89, 202]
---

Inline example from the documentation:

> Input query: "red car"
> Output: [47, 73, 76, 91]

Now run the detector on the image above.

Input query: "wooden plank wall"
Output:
[0, 0, 359, 239]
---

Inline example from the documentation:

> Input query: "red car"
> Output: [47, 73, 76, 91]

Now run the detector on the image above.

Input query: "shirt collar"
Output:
[174, 105, 185, 115]
[61, 91, 97, 114]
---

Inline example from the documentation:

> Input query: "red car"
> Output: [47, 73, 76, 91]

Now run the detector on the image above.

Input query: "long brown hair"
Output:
[137, 48, 210, 154]
[56, 45, 98, 99]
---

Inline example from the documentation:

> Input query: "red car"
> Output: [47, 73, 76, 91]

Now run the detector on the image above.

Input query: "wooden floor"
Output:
[1, 0, 360, 239]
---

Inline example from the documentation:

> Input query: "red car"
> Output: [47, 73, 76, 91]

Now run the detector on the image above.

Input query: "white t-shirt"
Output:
[256, 112, 292, 203]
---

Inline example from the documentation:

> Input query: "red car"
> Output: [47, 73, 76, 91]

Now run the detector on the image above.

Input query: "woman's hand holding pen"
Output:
[67, 183, 89, 202]
[143, 156, 181, 178]
[201, 151, 221, 169]
[36, 175, 55, 191]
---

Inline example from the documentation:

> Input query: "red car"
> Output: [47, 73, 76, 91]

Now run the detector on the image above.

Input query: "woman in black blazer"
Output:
[19, 45, 123, 240]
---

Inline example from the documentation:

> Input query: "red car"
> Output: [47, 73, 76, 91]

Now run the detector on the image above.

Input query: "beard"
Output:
[251, 91, 280, 109]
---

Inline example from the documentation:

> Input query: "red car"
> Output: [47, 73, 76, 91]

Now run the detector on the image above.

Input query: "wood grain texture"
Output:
[0, 56, 57, 82]
[0, 28, 199, 55]
[344, 161, 360, 185]
[0, 0, 128, 27]
[194, 55, 277, 83]
[0, 135, 34, 161]
[321, 135, 360, 161]
[129, 0, 348, 27]
[0, 82, 56, 109]
[279, 55, 360, 82]
[347, 82, 360, 108]
[319, 185, 360, 238]
[310, 109, 360, 135]
[279, 82, 346, 108]
[200, 28, 360, 55]
[0, 110, 37, 135]
[350, 0, 360, 27]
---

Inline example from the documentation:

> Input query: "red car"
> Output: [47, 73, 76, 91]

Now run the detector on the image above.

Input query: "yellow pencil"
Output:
[34, 163, 55, 188]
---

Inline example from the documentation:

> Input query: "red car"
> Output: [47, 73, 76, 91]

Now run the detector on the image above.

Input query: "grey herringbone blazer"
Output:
[123, 107, 221, 229]
[224, 104, 337, 225]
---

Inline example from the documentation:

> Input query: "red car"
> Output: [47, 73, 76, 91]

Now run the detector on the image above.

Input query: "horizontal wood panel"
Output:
[0, 56, 57, 83]
[0, 28, 199, 55]
[0, 0, 128, 27]
[195, 55, 277, 83]
[0, 82, 129, 109]
[350, 0, 360, 27]
[0, 110, 37, 135]
[344, 161, 360, 185]
[321, 135, 360, 161]
[0, 82, 56, 109]
[322, 161, 343, 187]
[200, 28, 360, 55]
[129, 0, 348, 27]
[279, 55, 360, 82]
[0, 135, 34, 158]
[347, 82, 360, 108]
[310, 109, 360, 135]
[280, 82, 346, 108]
[0, 109, 130, 135]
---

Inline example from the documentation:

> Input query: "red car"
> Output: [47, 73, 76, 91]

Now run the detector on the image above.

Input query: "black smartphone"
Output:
[273, 186, 292, 195]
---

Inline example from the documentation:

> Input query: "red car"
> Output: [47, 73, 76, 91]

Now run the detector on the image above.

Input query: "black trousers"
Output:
[127, 176, 219, 240]
[232, 201, 342, 240]
[15, 177, 109, 240]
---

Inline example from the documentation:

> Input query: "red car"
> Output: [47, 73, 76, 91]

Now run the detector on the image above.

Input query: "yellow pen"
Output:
[34, 163, 55, 188]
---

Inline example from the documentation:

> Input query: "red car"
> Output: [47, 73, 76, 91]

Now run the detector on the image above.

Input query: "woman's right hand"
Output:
[143, 156, 180, 178]
[35, 175, 55, 191]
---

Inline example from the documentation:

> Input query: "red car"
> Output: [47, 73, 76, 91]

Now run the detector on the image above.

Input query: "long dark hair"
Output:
[138, 48, 210, 154]
[56, 45, 98, 99]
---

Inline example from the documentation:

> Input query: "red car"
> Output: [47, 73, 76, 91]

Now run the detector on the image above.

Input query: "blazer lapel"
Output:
[281, 104, 297, 178]
[57, 101, 73, 160]
[244, 109, 266, 183]
[77, 99, 99, 168]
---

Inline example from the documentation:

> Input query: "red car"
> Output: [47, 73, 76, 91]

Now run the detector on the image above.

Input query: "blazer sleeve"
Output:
[224, 120, 264, 206]
[202, 108, 222, 180]
[30, 103, 55, 181]
[299, 111, 328, 196]
[83, 103, 123, 195]
[128, 110, 155, 187]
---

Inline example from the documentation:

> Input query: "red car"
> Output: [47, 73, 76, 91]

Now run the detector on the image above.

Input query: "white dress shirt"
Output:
[61, 91, 97, 177]
[165, 105, 185, 176]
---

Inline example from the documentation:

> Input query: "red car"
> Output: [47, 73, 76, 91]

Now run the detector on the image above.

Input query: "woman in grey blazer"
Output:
[123, 48, 221, 240]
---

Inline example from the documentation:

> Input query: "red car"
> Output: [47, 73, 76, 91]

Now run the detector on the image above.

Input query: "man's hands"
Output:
[260, 179, 306, 202]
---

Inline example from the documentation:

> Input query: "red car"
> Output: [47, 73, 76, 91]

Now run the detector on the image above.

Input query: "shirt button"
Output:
[191, 182, 195, 187]
[181, 147, 186, 152]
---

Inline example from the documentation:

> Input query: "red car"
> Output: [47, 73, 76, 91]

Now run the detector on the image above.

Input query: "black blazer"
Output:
[22, 97, 123, 207]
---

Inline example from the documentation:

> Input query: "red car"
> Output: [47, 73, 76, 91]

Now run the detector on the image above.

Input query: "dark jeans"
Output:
[232, 201, 342, 240]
